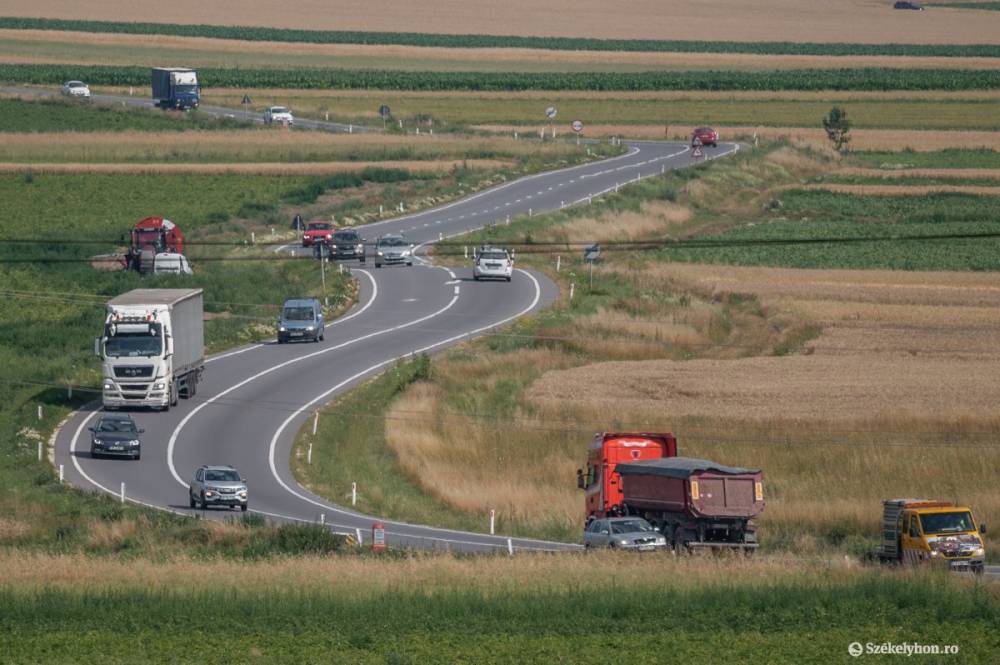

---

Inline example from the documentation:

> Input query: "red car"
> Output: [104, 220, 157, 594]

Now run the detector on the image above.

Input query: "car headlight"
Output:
[619, 539, 629, 546]
[330, 244, 338, 249]
[238, 491, 248, 498]
[128, 440, 140, 446]
[92, 439, 102, 446]
[377, 251, 384, 256]
[656, 537, 667, 544]
[402, 250, 410, 256]
[971, 547, 985, 557]
[326, 234, 332, 239]
[205, 490, 216, 497]
[356, 244, 363, 251]
[153, 382, 165, 390]
[305, 326, 314, 331]
[103, 382, 113, 390]
[929, 550, 940, 558]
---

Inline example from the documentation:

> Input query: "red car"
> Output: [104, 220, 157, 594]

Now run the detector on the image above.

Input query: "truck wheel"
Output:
[241, 504, 248, 512]
[169, 381, 179, 407]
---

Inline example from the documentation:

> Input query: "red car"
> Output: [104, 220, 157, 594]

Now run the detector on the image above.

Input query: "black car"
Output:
[329, 230, 366, 262]
[89, 414, 144, 460]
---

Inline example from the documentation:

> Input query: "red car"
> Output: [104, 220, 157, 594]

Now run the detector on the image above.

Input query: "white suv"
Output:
[473, 246, 513, 282]
[264, 106, 294, 126]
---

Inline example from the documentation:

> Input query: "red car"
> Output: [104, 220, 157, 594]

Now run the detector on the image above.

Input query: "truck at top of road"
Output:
[577, 432, 763, 553]
[878, 499, 986, 574]
[96, 289, 204, 411]
[152, 67, 199, 110]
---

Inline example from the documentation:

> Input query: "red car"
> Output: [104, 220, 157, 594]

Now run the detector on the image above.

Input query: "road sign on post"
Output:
[545, 106, 557, 139]
[572, 120, 584, 146]
[372, 521, 386, 552]
[241, 94, 252, 120]
[584, 243, 600, 289]
[379, 104, 390, 130]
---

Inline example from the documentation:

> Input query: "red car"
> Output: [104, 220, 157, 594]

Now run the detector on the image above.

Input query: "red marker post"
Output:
[372, 521, 386, 552]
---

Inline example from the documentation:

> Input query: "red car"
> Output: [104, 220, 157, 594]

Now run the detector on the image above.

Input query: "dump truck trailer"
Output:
[614, 457, 764, 552]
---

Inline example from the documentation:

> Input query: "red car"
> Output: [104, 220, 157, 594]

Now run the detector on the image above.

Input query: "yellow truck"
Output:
[879, 499, 986, 574]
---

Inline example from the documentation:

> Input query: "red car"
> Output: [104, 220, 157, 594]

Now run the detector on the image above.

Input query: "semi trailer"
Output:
[96, 289, 204, 411]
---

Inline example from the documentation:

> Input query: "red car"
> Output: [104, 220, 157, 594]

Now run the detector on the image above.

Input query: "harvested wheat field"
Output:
[11, 0, 1000, 43]
[834, 167, 1000, 180]
[796, 183, 1000, 196]
[0, 160, 507, 175]
[5, 29, 1000, 72]
[477, 125, 1000, 150]
[528, 264, 1000, 422]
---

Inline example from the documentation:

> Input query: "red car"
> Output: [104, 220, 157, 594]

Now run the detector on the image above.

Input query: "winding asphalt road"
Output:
[30, 84, 738, 551]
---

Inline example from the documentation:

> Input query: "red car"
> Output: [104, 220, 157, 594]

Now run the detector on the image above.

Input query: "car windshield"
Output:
[611, 520, 654, 534]
[919, 511, 975, 534]
[334, 233, 359, 242]
[205, 469, 241, 482]
[67, 81, 85, 88]
[380, 237, 407, 247]
[96, 419, 136, 433]
[105, 331, 163, 358]
[307, 223, 331, 231]
[480, 251, 508, 261]
[283, 306, 315, 321]
[272, 107, 289, 114]
[175, 84, 198, 94]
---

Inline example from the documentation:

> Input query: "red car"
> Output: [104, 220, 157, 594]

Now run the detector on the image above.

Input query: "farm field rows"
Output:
[5, 0, 1000, 44]
[5, 29, 1000, 73]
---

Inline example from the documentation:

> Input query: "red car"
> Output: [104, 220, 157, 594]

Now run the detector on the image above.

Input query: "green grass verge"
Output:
[2, 16, 999, 57]
[928, 1, 1000, 9]
[849, 149, 1000, 169]
[0, 96, 246, 132]
[4, 64, 1000, 91]
[2, 574, 997, 664]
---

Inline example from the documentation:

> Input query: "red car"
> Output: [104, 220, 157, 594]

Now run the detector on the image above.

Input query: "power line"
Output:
[4, 377, 999, 449]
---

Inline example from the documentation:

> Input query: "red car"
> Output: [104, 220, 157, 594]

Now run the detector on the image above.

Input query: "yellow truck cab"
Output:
[880, 499, 986, 574]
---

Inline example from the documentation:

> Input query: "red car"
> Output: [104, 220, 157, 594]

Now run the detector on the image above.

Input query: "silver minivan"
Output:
[278, 298, 324, 344]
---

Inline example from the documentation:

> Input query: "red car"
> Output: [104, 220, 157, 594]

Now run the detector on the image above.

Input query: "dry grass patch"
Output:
[0, 550, 869, 595]
[535, 200, 692, 243]
[9, 0, 1000, 44]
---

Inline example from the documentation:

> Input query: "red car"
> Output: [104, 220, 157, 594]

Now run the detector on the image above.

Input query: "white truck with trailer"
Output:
[96, 289, 204, 411]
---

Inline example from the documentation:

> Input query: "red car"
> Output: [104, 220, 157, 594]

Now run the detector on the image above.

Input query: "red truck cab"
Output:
[302, 221, 336, 247]
[578, 432, 677, 521]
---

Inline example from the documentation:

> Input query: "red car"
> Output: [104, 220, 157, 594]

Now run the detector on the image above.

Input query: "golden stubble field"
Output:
[9, 0, 1000, 43]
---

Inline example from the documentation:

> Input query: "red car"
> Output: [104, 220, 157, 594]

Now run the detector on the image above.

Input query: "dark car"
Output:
[189, 465, 248, 511]
[894, 1, 923, 9]
[329, 230, 366, 262]
[89, 414, 144, 460]
[374, 234, 414, 268]
[691, 126, 719, 148]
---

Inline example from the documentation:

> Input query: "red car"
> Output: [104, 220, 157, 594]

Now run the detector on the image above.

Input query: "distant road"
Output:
[0, 85, 371, 133]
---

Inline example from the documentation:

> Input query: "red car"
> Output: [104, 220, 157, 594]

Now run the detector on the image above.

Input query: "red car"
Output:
[301, 221, 335, 247]
[691, 127, 718, 148]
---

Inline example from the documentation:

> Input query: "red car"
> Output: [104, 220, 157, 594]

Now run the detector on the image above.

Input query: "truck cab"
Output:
[577, 432, 677, 521]
[881, 499, 986, 574]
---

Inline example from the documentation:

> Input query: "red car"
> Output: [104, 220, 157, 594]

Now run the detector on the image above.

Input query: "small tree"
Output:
[823, 107, 851, 151]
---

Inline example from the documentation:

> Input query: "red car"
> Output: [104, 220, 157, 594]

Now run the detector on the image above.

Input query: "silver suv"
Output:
[473, 246, 513, 282]
[189, 465, 248, 511]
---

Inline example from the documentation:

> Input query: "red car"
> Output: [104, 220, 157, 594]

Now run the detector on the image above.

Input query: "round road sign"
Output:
[545, 106, 557, 119]
[571, 120, 584, 133]
[379, 104, 391, 117]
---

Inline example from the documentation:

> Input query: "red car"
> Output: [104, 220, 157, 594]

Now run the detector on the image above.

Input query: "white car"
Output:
[61, 80, 91, 98]
[264, 106, 294, 126]
[152, 252, 193, 275]
[473, 246, 513, 282]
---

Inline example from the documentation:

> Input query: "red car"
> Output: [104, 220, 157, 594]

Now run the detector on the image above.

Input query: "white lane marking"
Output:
[445, 280, 460, 285]
[454, 286, 460, 295]
[402, 298, 417, 302]
[265, 269, 567, 548]
[167, 270, 457, 488]
[166, 270, 377, 487]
